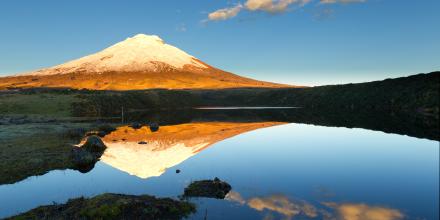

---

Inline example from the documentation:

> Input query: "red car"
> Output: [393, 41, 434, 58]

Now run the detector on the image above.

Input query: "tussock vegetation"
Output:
[8, 193, 196, 220]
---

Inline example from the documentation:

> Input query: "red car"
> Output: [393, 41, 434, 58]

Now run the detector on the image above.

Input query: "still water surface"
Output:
[0, 110, 438, 219]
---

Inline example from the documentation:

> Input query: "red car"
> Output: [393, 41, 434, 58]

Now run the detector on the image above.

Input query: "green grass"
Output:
[0, 93, 79, 117]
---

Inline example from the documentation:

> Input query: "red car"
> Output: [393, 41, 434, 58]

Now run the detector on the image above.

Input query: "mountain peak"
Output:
[128, 34, 164, 44]
[25, 33, 207, 75]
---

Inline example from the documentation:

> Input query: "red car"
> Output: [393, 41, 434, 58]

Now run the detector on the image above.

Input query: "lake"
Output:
[0, 108, 438, 219]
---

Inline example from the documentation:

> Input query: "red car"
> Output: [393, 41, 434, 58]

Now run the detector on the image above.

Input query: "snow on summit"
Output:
[26, 34, 208, 76]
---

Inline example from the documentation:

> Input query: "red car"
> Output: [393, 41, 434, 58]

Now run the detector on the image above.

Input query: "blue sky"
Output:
[0, 0, 439, 86]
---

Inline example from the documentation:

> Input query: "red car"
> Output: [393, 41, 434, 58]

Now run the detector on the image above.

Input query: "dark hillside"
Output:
[193, 71, 439, 116]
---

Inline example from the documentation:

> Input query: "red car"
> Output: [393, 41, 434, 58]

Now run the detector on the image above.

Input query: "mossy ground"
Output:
[8, 193, 196, 220]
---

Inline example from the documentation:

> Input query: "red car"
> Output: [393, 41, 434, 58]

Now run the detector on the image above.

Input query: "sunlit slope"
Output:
[0, 68, 286, 90]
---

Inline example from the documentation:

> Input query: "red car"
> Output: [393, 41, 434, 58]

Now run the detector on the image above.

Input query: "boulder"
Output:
[130, 122, 143, 129]
[70, 136, 106, 173]
[82, 135, 106, 152]
[183, 177, 231, 199]
[149, 122, 159, 132]
[70, 147, 97, 173]
[71, 147, 95, 165]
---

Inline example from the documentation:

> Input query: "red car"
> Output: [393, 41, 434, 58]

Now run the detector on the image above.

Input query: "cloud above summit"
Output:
[245, 0, 311, 13]
[208, 4, 243, 21]
[207, 0, 366, 21]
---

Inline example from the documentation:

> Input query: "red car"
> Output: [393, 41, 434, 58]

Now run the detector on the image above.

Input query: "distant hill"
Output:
[190, 71, 440, 115]
[0, 34, 291, 90]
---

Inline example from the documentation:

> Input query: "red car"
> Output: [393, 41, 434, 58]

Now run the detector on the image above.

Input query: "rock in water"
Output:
[70, 136, 107, 172]
[70, 147, 97, 173]
[183, 178, 231, 199]
[82, 135, 106, 152]
[150, 122, 160, 132]
[130, 122, 143, 129]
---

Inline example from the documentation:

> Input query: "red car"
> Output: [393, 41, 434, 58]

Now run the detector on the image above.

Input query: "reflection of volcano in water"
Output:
[100, 122, 285, 179]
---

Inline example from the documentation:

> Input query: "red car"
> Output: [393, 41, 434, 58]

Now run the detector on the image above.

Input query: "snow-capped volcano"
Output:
[0, 34, 291, 90]
[28, 34, 208, 75]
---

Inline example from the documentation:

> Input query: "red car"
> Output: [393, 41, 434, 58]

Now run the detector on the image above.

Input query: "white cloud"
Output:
[208, 4, 243, 21]
[245, 0, 311, 13]
[206, 0, 366, 21]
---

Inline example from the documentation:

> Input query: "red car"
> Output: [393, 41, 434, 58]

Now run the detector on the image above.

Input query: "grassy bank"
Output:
[0, 93, 79, 118]
[8, 193, 195, 220]
[0, 122, 95, 184]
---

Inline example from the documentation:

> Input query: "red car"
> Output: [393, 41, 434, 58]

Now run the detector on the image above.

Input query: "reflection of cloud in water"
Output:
[99, 122, 284, 179]
[323, 202, 404, 220]
[226, 191, 246, 204]
[226, 191, 404, 220]
[226, 192, 317, 219]
[248, 195, 318, 219]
